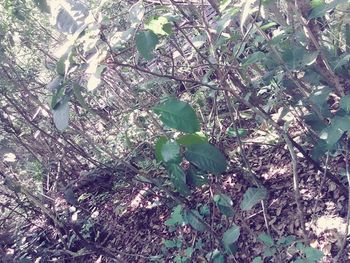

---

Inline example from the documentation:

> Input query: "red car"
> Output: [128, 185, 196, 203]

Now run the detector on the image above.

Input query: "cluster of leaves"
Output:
[154, 98, 226, 195]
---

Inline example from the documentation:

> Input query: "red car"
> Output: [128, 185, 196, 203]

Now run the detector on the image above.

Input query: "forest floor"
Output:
[64, 130, 349, 262]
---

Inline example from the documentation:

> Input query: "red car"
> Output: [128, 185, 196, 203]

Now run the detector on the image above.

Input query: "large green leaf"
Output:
[184, 143, 227, 175]
[51, 85, 66, 109]
[320, 115, 350, 148]
[155, 136, 168, 162]
[258, 232, 274, 247]
[153, 98, 200, 133]
[339, 95, 350, 114]
[304, 246, 324, 262]
[136, 30, 159, 60]
[52, 98, 69, 132]
[240, 187, 267, 211]
[213, 194, 235, 217]
[222, 224, 240, 252]
[177, 133, 207, 146]
[304, 113, 327, 134]
[187, 166, 208, 187]
[251, 257, 263, 263]
[282, 47, 319, 70]
[165, 205, 184, 226]
[309, 86, 331, 110]
[167, 164, 191, 196]
[161, 140, 181, 164]
[184, 210, 206, 232]
[311, 139, 328, 160]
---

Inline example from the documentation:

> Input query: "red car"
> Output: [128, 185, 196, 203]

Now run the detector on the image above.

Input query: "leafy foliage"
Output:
[184, 143, 227, 175]
[153, 98, 200, 133]
[222, 224, 240, 252]
[0, 0, 349, 261]
[136, 30, 159, 60]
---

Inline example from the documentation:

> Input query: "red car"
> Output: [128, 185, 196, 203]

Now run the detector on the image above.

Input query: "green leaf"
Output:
[177, 133, 207, 146]
[311, 139, 328, 160]
[199, 204, 210, 217]
[333, 54, 350, 70]
[240, 187, 267, 211]
[304, 113, 327, 134]
[213, 194, 235, 217]
[165, 205, 184, 226]
[146, 16, 172, 35]
[51, 85, 65, 110]
[184, 210, 206, 232]
[184, 143, 227, 175]
[161, 140, 181, 164]
[52, 98, 69, 132]
[154, 98, 200, 133]
[226, 127, 248, 138]
[72, 83, 95, 115]
[260, 22, 277, 30]
[320, 115, 350, 148]
[222, 224, 240, 252]
[282, 47, 319, 70]
[242, 52, 265, 68]
[167, 164, 191, 196]
[258, 232, 274, 247]
[309, 0, 348, 19]
[207, 249, 225, 263]
[185, 247, 194, 258]
[304, 247, 324, 262]
[252, 257, 264, 263]
[164, 239, 181, 248]
[155, 136, 168, 162]
[32, 0, 50, 13]
[339, 95, 350, 114]
[187, 166, 208, 187]
[277, 235, 296, 246]
[309, 86, 331, 111]
[251, 257, 263, 263]
[136, 30, 159, 60]
[56, 55, 67, 76]
[13, 8, 25, 21]
[263, 247, 277, 258]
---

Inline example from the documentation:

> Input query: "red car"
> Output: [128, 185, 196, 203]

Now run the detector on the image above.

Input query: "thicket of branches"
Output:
[1, 0, 350, 262]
